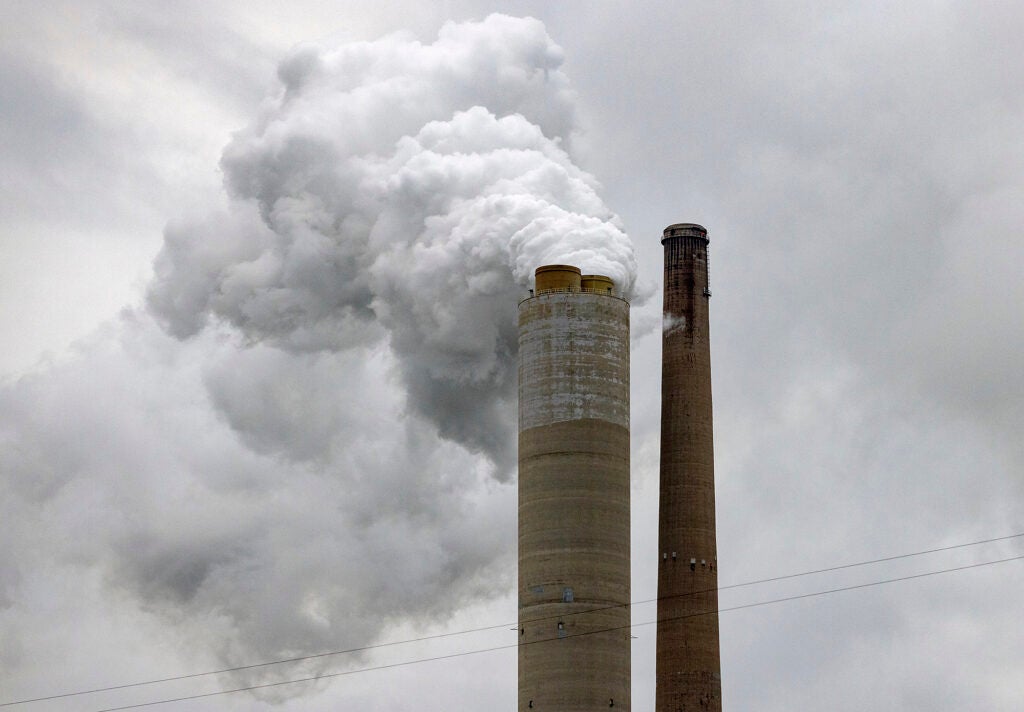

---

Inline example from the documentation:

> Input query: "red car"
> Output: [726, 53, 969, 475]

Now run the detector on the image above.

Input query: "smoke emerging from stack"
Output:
[148, 13, 637, 470]
[0, 14, 638, 698]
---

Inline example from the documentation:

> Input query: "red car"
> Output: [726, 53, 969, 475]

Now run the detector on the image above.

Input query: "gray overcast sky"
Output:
[2, 2, 1022, 710]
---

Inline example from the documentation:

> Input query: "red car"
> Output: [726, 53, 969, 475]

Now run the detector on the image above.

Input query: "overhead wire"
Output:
[2, 532, 1022, 708]
[80, 552, 1024, 712]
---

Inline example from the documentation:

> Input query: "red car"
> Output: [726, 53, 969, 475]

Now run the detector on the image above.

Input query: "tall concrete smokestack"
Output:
[656, 223, 722, 711]
[518, 264, 631, 711]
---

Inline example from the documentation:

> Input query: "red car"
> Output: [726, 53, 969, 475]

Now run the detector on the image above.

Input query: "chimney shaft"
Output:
[518, 266, 631, 711]
[656, 223, 722, 711]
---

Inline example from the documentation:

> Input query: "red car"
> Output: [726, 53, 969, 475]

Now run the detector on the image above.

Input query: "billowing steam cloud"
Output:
[0, 14, 637, 694]
[148, 13, 637, 468]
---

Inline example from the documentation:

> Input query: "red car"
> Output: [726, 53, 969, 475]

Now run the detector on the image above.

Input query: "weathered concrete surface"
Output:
[656, 225, 722, 712]
[518, 288, 630, 711]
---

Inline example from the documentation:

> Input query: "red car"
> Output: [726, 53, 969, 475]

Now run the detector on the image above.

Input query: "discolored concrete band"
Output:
[518, 288, 630, 711]
[656, 224, 722, 712]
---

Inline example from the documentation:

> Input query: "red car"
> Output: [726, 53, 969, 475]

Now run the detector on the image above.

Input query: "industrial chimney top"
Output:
[662, 223, 708, 243]
[528, 264, 622, 300]
[534, 264, 582, 293]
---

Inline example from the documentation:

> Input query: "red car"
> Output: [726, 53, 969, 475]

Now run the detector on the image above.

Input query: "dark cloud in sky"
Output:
[0, 49, 123, 225]
[2, 3, 1023, 711]
[105, 3, 276, 112]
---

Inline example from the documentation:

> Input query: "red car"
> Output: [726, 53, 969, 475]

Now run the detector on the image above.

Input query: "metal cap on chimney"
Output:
[534, 264, 582, 293]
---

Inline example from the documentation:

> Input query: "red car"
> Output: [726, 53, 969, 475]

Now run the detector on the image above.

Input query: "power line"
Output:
[3, 530, 1021, 708]
[718, 530, 1024, 591]
[85, 553, 1024, 712]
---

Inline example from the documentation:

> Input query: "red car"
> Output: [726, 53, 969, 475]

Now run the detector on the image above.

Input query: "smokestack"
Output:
[518, 264, 631, 711]
[656, 223, 722, 711]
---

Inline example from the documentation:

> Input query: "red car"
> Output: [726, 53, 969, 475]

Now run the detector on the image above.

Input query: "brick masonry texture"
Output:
[656, 228, 722, 712]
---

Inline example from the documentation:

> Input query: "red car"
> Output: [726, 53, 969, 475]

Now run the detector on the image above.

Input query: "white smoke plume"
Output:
[148, 14, 637, 469]
[1, 14, 638, 696]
